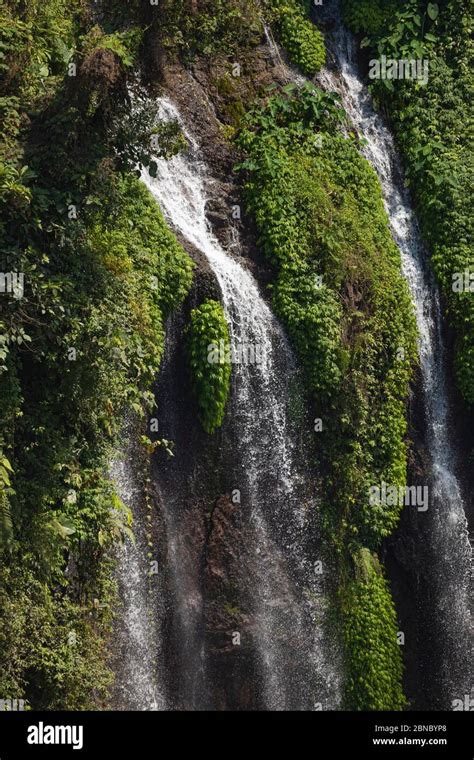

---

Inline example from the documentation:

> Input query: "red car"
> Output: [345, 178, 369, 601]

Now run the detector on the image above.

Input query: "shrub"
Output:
[0, 565, 114, 709]
[275, 3, 326, 74]
[187, 300, 232, 434]
[343, 549, 406, 710]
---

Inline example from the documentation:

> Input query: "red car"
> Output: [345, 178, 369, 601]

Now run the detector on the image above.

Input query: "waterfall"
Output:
[317, 7, 472, 707]
[262, 21, 305, 85]
[142, 99, 342, 710]
[113, 7, 470, 711]
[110, 423, 166, 710]
[263, 22, 286, 70]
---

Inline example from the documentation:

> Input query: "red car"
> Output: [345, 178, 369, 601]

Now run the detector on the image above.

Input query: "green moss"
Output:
[224, 98, 246, 126]
[343, 549, 406, 711]
[223, 603, 240, 617]
[264, 0, 326, 74]
[187, 300, 232, 435]
[215, 76, 236, 97]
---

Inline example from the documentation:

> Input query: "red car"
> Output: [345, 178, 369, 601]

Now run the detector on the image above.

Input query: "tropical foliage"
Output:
[0, 0, 192, 707]
[187, 300, 232, 434]
[264, 0, 326, 74]
[343, 0, 474, 405]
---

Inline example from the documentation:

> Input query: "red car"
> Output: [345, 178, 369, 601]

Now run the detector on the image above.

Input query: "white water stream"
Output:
[317, 7, 472, 706]
[142, 99, 341, 710]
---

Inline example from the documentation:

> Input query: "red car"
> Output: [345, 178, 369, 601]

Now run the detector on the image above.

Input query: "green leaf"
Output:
[0, 494, 13, 549]
[49, 517, 76, 540]
[427, 3, 439, 21]
[0, 457, 13, 473]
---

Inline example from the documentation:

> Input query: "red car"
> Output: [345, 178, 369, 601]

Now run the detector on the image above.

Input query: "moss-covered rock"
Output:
[187, 299, 232, 434]
[343, 548, 406, 711]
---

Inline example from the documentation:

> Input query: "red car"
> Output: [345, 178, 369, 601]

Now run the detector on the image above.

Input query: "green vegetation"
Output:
[0, 0, 192, 708]
[264, 0, 326, 74]
[187, 300, 232, 434]
[0, 564, 114, 709]
[155, 0, 263, 59]
[343, 549, 406, 710]
[237, 83, 418, 708]
[341, 0, 398, 35]
[343, 0, 474, 405]
[154, 0, 325, 75]
[1, 0, 467, 714]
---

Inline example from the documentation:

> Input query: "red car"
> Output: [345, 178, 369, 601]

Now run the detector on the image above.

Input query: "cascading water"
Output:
[110, 423, 166, 710]
[113, 8, 469, 711]
[316, 5, 472, 708]
[142, 99, 342, 710]
[263, 22, 305, 85]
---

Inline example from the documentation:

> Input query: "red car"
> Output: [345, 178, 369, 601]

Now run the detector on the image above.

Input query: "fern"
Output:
[0, 455, 14, 549]
[0, 490, 13, 550]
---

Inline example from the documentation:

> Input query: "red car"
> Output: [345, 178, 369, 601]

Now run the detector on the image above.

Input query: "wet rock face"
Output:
[150, 305, 260, 709]
[386, 358, 472, 711]
[153, 468, 261, 710]
[202, 495, 259, 710]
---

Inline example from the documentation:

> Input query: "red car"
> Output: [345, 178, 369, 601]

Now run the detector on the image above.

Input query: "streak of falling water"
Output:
[317, 5, 472, 707]
[142, 99, 342, 710]
[110, 426, 166, 711]
[263, 22, 285, 69]
[262, 22, 305, 85]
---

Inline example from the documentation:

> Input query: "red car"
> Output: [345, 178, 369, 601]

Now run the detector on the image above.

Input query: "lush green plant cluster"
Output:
[343, 549, 406, 710]
[150, 0, 325, 72]
[237, 85, 417, 537]
[187, 300, 232, 434]
[343, 0, 474, 405]
[237, 84, 418, 708]
[0, 0, 192, 708]
[155, 0, 263, 59]
[356, 0, 441, 91]
[263, 0, 326, 74]
[0, 563, 114, 709]
[341, 0, 399, 36]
